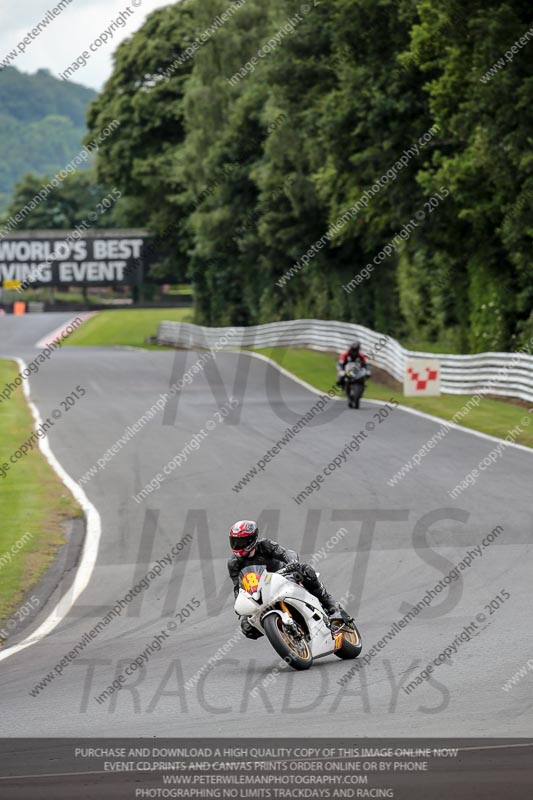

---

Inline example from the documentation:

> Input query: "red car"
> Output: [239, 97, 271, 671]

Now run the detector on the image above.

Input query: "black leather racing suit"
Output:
[228, 538, 337, 638]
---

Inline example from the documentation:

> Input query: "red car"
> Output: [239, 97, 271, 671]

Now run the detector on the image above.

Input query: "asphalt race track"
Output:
[1, 312, 532, 737]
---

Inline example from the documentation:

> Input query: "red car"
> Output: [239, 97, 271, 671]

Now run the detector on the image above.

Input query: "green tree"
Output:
[3, 170, 128, 230]
[85, 0, 532, 350]
[86, 2, 197, 282]
[406, 0, 533, 350]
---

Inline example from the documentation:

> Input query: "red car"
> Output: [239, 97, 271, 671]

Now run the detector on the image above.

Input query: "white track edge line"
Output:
[0, 357, 102, 664]
[34, 312, 96, 349]
[244, 351, 533, 455]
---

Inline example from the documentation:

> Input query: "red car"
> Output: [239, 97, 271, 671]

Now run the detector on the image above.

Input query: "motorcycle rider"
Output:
[337, 341, 369, 387]
[337, 341, 371, 407]
[228, 520, 342, 639]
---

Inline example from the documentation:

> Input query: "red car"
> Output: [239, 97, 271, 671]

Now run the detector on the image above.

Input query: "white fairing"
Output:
[234, 592, 259, 616]
[345, 360, 369, 379]
[234, 570, 337, 658]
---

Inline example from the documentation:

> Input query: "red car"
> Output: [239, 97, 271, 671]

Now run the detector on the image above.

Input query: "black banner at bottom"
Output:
[0, 739, 531, 799]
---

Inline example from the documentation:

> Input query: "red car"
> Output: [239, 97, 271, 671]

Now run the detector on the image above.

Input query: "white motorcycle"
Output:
[337, 360, 371, 409]
[234, 565, 362, 670]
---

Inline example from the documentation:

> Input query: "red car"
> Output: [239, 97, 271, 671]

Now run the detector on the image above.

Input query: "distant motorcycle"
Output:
[338, 360, 371, 409]
[234, 565, 362, 670]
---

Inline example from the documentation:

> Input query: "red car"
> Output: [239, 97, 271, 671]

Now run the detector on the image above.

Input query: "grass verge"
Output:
[0, 360, 81, 634]
[255, 347, 533, 449]
[64, 308, 193, 349]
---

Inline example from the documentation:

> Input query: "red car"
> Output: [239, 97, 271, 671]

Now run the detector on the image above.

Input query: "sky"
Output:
[0, 0, 176, 90]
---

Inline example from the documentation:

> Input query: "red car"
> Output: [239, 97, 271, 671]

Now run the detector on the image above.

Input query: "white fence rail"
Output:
[157, 319, 533, 403]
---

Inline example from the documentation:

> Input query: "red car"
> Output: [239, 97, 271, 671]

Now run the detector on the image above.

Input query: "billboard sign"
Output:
[0, 231, 152, 288]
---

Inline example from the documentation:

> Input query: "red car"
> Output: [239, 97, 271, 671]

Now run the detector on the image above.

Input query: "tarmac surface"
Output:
[0, 312, 532, 739]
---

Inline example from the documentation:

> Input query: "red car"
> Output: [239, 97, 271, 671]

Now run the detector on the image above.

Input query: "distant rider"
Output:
[228, 520, 341, 639]
[336, 341, 369, 388]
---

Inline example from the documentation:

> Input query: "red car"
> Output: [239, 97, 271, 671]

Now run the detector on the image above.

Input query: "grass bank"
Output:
[64, 308, 193, 349]
[0, 361, 80, 637]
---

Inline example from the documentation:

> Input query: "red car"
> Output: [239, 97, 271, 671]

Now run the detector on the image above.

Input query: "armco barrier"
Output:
[157, 319, 533, 403]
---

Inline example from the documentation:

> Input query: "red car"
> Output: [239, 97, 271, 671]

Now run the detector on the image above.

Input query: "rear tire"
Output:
[263, 613, 313, 671]
[332, 621, 363, 659]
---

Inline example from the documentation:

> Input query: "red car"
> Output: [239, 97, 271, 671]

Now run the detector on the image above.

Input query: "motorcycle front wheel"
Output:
[349, 382, 364, 409]
[263, 613, 313, 670]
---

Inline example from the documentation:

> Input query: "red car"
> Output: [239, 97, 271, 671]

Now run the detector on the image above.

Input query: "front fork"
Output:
[265, 603, 306, 641]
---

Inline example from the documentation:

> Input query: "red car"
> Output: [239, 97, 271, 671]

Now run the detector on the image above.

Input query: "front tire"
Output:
[350, 382, 364, 409]
[262, 613, 313, 671]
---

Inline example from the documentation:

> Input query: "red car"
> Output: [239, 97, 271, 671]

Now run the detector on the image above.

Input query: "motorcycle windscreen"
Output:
[239, 564, 267, 595]
[345, 360, 365, 378]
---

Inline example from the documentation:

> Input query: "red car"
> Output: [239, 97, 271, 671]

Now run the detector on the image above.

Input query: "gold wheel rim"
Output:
[277, 617, 310, 660]
[332, 623, 360, 647]
[342, 628, 360, 646]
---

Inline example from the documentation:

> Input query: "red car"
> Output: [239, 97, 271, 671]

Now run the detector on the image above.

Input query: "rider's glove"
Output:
[278, 561, 300, 574]
[278, 561, 304, 581]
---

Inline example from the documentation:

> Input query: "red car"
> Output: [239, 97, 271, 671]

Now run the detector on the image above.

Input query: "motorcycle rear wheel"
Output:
[332, 620, 363, 659]
[263, 613, 313, 670]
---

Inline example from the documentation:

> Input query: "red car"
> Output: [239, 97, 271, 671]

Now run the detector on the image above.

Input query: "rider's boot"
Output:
[310, 578, 341, 615]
